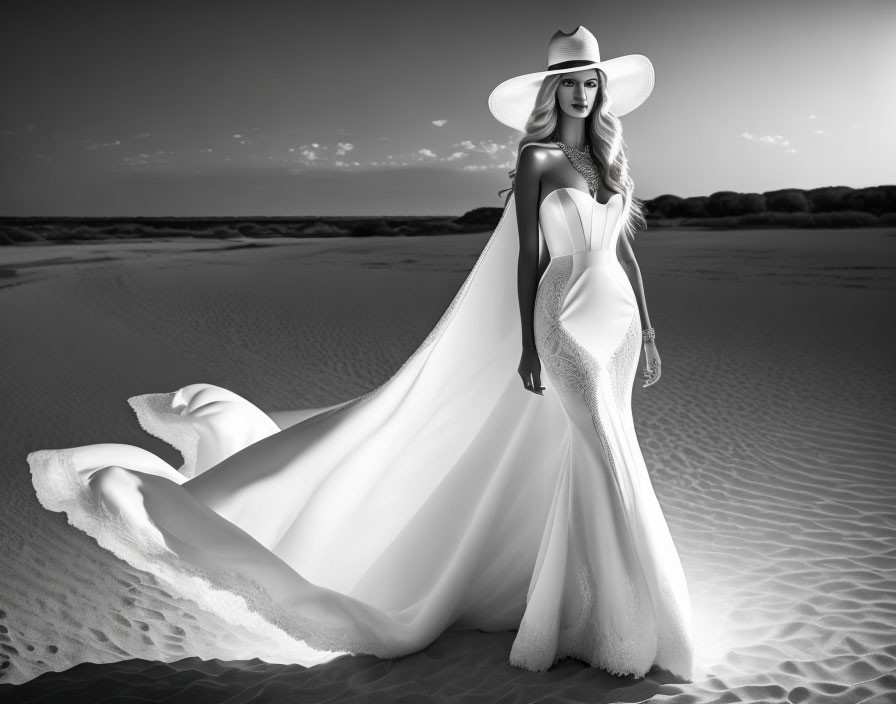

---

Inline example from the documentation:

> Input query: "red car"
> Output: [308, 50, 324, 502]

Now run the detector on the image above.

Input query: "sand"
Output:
[1, 228, 894, 702]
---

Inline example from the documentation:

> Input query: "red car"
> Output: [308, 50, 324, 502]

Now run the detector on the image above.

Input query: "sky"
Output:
[1, 0, 894, 216]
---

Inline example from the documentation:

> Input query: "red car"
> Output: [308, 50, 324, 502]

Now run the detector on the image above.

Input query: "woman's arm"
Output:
[617, 233, 653, 332]
[514, 144, 545, 394]
[617, 232, 662, 387]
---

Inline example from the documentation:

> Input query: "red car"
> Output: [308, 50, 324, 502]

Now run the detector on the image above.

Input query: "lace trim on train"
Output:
[128, 392, 200, 478]
[27, 447, 393, 659]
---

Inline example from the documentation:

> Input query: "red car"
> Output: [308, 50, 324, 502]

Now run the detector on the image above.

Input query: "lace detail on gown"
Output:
[560, 562, 594, 632]
[558, 567, 653, 678]
[534, 258, 589, 401]
[532, 257, 618, 485]
[609, 314, 642, 412]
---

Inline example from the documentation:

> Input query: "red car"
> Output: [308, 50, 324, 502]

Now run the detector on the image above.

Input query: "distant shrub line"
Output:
[1, 185, 893, 244]
[0, 214, 483, 245]
[653, 210, 896, 229]
[642, 185, 896, 229]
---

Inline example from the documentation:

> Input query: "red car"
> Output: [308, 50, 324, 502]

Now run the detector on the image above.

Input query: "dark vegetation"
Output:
[0, 214, 472, 245]
[1, 185, 893, 245]
[642, 185, 896, 229]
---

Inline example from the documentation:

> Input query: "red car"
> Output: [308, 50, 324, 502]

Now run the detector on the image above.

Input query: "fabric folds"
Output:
[27, 192, 695, 680]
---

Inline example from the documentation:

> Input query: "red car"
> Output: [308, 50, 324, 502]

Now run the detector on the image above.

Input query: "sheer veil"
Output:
[28, 191, 572, 661]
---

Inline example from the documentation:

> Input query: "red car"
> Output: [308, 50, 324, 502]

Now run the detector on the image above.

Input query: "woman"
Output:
[26, 26, 694, 681]
[494, 26, 693, 676]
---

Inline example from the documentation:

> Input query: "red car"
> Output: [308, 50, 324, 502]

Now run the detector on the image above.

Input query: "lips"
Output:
[572, 103, 588, 110]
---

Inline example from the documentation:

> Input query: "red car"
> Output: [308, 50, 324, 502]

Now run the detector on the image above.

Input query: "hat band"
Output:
[547, 58, 599, 70]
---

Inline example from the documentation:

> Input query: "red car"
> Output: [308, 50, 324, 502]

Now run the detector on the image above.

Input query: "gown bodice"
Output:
[539, 188, 625, 263]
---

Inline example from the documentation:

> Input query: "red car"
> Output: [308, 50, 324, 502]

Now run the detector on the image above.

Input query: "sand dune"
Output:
[1, 229, 895, 702]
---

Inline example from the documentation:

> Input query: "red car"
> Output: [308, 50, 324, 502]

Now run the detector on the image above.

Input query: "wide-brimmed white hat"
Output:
[488, 26, 655, 131]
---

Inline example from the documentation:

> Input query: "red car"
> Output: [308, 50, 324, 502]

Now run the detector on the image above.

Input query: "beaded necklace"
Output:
[555, 141, 599, 197]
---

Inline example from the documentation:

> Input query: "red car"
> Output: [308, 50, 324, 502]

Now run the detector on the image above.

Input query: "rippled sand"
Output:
[1, 228, 895, 703]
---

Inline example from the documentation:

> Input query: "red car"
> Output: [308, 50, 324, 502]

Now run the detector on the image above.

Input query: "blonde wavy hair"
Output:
[500, 69, 646, 242]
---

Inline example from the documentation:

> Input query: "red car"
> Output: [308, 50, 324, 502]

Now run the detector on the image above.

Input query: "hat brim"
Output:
[488, 54, 655, 132]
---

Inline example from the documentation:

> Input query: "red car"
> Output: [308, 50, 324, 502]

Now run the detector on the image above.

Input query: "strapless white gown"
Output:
[27, 189, 695, 680]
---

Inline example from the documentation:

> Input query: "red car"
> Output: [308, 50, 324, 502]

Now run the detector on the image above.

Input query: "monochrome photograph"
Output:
[1, 1, 893, 702]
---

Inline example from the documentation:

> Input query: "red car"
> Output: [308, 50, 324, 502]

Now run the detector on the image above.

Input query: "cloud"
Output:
[445, 151, 468, 161]
[417, 148, 437, 158]
[119, 150, 173, 168]
[813, 129, 832, 137]
[85, 139, 122, 150]
[808, 114, 816, 120]
[121, 153, 151, 167]
[452, 139, 505, 158]
[299, 146, 321, 163]
[432, 119, 447, 127]
[741, 132, 794, 153]
[336, 142, 354, 155]
[293, 143, 328, 164]
[479, 140, 501, 157]
[461, 160, 514, 172]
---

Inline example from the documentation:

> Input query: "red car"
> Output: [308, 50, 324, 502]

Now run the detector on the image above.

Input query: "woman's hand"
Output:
[642, 340, 661, 388]
[518, 347, 545, 395]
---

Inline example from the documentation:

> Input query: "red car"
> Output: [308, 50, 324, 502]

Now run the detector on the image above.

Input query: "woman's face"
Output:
[556, 69, 600, 120]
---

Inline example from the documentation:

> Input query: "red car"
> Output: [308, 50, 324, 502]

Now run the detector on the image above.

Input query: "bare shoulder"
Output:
[517, 141, 562, 178]
[518, 141, 561, 163]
